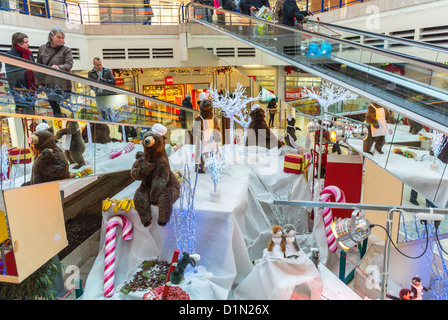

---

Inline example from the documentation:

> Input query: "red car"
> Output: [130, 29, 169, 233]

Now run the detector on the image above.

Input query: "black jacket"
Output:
[222, 0, 235, 11]
[5, 47, 35, 90]
[88, 67, 116, 96]
[239, 0, 270, 15]
[282, 0, 310, 27]
[180, 97, 193, 119]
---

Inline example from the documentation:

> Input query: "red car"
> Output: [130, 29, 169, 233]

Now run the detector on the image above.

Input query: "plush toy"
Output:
[81, 123, 117, 144]
[407, 119, 423, 135]
[131, 124, 181, 227]
[363, 103, 397, 155]
[192, 99, 222, 173]
[169, 252, 201, 285]
[285, 113, 301, 148]
[246, 105, 284, 149]
[310, 248, 320, 268]
[24, 127, 69, 185]
[55, 120, 86, 169]
[267, 225, 286, 259]
[410, 276, 428, 300]
[283, 224, 300, 259]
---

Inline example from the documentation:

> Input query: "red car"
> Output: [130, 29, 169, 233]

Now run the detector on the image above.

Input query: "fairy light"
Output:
[205, 151, 231, 193]
[171, 156, 198, 257]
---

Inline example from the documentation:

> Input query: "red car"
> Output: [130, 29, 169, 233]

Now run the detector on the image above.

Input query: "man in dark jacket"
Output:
[88, 57, 116, 95]
[180, 94, 193, 129]
[88, 57, 117, 119]
[282, 0, 312, 27]
[239, 0, 269, 15]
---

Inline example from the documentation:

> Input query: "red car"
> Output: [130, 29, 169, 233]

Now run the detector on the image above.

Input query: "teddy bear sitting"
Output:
[23, 126, 70, 185]
[246, 105, 284, 149]
[131, 124, 181, 227]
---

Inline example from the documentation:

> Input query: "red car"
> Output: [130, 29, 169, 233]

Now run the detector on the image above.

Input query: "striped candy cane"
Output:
[122, 142, 135, 154]
[320, 186, 346, 253]
[103, 215, 133, 298]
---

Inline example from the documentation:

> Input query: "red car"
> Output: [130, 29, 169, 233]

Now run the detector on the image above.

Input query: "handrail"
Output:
[307, 20, 448, 55]
[186, 2, 448, 75]
[0, 52, 199, 115]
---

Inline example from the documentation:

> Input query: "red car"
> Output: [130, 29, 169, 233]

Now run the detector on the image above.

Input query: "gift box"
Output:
[8, 147, 33, 164]
[284, 153, 311, 181]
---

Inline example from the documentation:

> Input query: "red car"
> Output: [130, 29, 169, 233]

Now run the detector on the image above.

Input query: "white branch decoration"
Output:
[302, 81, 358, 119]
[430, 131, 446, 169]
[208, 83, 261, 154]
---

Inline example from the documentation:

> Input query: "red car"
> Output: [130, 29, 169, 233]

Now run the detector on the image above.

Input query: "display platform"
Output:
[347, 138, 448, 208]
[81, 144, 361, 300]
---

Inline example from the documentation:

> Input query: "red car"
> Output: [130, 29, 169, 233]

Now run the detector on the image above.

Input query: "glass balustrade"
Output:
[185, 2, 448, 132]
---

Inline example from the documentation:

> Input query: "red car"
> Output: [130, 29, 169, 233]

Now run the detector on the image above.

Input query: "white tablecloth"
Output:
[81, 144, 361, 300]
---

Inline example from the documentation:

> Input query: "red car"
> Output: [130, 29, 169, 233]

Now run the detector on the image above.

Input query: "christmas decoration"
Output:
[320, 185, 346, 253]
[205, 151, 231, 201]
[208, 83, 261, 155]
[171, 156, 199, 257]
[302, 81, 358, 120]
[103, 215, 133, 298]
[430, 131, 446, 169]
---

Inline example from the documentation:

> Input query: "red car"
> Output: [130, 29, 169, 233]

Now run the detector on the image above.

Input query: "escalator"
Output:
[185, 2, 448, 134]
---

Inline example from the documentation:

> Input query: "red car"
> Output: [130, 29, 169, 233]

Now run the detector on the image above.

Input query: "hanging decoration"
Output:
[129, 66, 238, 78]
[113, 68, 144, 78]
[284, 66, 302, 75]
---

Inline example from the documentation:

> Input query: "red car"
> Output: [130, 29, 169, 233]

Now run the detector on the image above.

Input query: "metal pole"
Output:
[273, 199, 448, 214]
[380, 209, 394, 300]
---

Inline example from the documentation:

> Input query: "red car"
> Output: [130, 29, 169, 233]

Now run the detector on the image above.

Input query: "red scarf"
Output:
[13, 45, 36, 92]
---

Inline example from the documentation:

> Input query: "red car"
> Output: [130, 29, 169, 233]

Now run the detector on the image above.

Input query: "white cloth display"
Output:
[81, 144, 361, 300]
[233, 250, 324, 300]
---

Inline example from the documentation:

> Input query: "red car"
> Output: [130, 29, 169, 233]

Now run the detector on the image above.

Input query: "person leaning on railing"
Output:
[5, 32, 37, 115]
[36, 26, 73, 118]
[88, 57, 116, 120]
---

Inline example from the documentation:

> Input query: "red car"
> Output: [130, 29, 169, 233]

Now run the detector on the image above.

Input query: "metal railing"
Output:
[0, 0, 184, 25]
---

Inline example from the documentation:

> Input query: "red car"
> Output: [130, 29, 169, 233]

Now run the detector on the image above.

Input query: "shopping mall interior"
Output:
[0, 0, 447, 302]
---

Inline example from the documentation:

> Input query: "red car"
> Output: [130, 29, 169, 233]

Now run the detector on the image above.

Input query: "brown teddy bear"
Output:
[363, 102, 397, 155]
[24, 127, 70, 185]
[192, 99, 222, 173]
[246, 105, 284, 149]
[81, 123, 117, 144]
[131, 124, 181, 227]
[55, 120, 86, 169]
[285, 113, 301, 148]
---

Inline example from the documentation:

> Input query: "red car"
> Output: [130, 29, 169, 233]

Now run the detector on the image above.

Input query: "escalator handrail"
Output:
[307, 20, 448, 55]
[186, 2, 448, 74]
[0, 52, 200, 115]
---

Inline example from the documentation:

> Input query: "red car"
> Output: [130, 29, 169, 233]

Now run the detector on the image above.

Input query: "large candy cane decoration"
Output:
[320, 186, 346, 252]
[103, 215, 133, 298]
